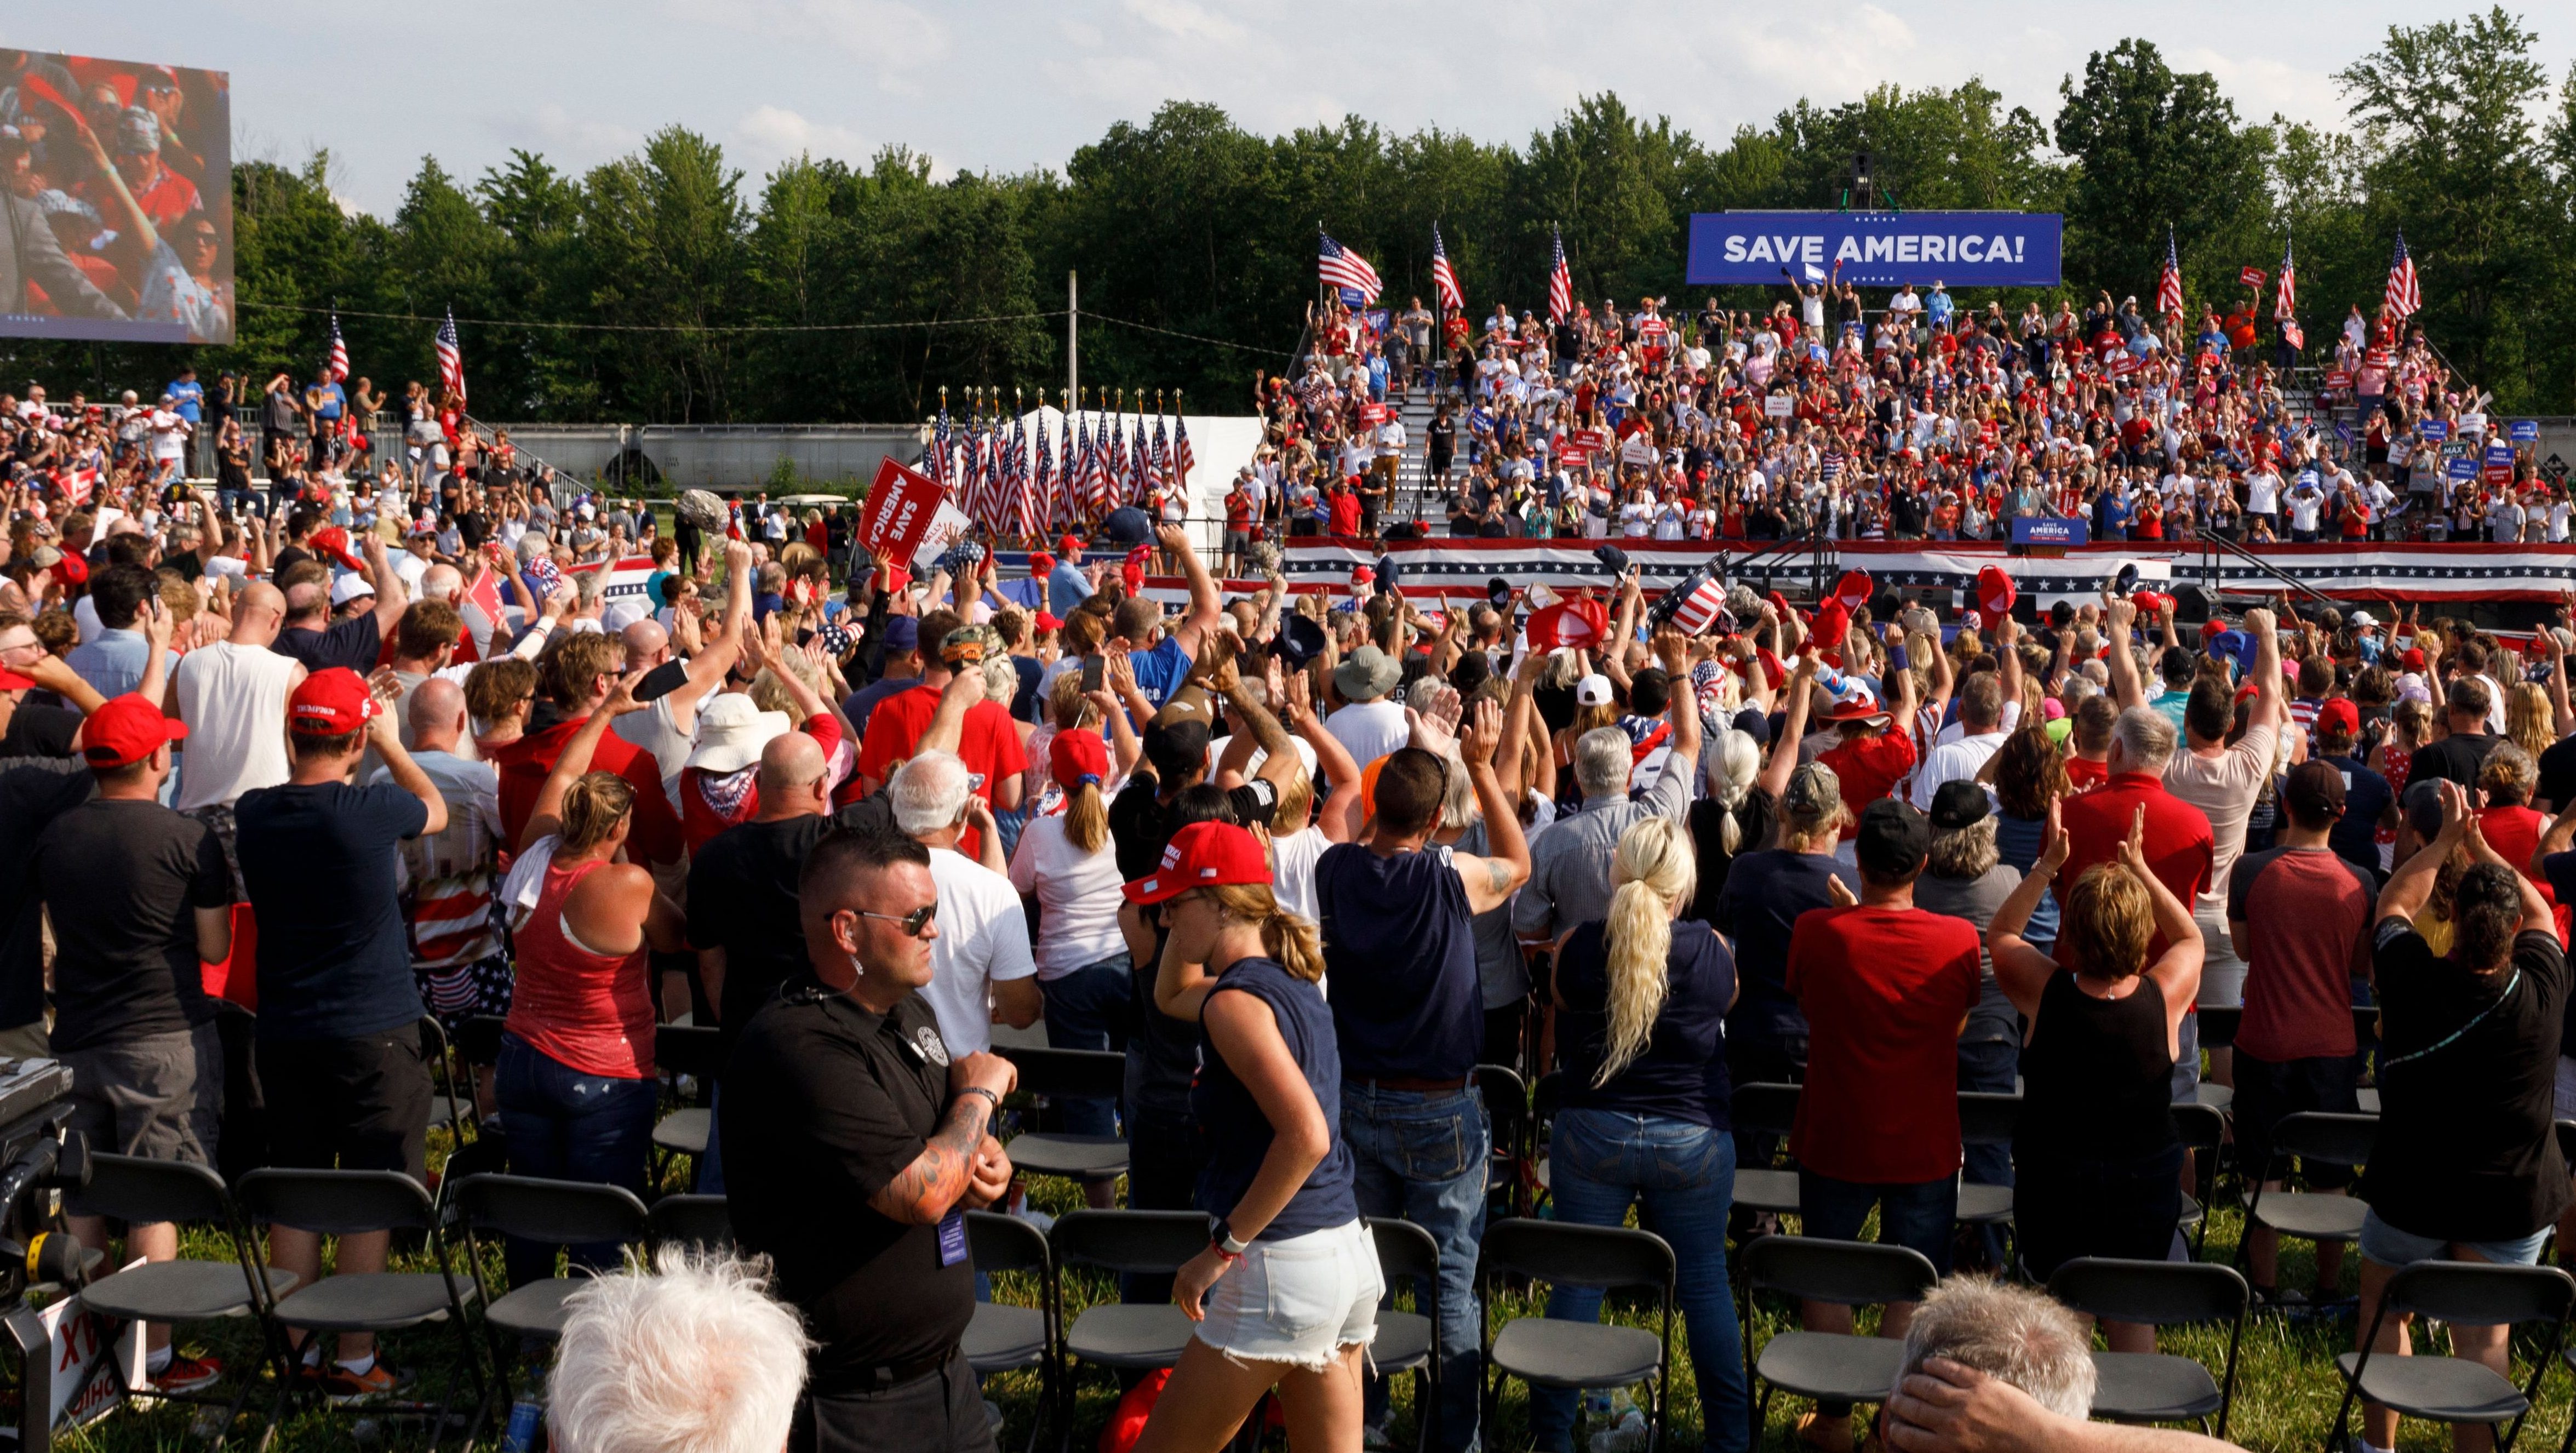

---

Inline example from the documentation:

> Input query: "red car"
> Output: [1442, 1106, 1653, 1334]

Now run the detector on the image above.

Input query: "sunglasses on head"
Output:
[856, 902, 938, 937]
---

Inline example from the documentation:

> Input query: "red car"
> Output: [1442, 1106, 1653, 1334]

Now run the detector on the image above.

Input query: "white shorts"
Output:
[2193, 896, 2247, 1009]
[1194, 1218, 1382, 1371]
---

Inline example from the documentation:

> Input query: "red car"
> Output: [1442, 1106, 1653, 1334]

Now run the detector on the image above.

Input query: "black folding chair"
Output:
[1052, 1211, 1204, 1390]
[1478, 1063, 1531, 1218]
[234, 1169, 486, 1445]
[647, 1194, 735, 1254]
[965, 1210, 1058, 1453]
[2236, 1112, 2375, 1289]
[2047, 1257, 2251, 1437]
[2329, 1260, 2573, 1453]
[1527, 1070, 1566, 1211]
[452, 1015, 507, 1134]
[1478, 1218, 1675, 1453]
[650, 1025, 724, 1179]
[1742, 1235, 1939, 1444]
[994, 1047, 1130, 1193]
[1370, 1217, 1444, 1453]
[1730, 1083, 1803, 1222]
[2171, 1102, 2229, 1261]
[449, 1175, 650, 1439]
[419, 1016, 477, 1143]
[1954, 1092, 2018, 1239]
[69, 1154, 301, 1437]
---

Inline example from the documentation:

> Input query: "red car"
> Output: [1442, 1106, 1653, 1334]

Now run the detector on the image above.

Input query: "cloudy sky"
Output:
[19, 1, 2572, 216]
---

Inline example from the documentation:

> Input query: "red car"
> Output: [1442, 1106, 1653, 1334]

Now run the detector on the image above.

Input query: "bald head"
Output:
[754, 730, 829, 820]
[283, 579, 327, 623]
[420, 564, 463, 602]
[622, 619, 671, 669]
[233, 582, 288, 646]
[410, 678, 467, 752]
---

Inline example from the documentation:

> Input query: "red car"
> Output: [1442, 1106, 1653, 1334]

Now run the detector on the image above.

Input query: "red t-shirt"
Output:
[1818, 730, 1919, 840]
[1787, 905, 1983, 1183]
[2226, 844, 2375, 1061]
[2064, 755, 2110, 790]
[1329, 490, 1363, 536]
[854, 682, 1029, 860]
[2054, 773, 2212, 965]
[491, 713, 684, 868]
[2480, 806, 2555, 907]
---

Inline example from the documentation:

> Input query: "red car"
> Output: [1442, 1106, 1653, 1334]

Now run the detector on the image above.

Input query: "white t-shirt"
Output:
[1323, 700, 1409, 777]
[1005, 814, 1127, 977]
[1206, 733, 1319, 783]
[2245, 470, 2281, 514]
[1270, 825, 1329, 924]
[922, 847, 1039, 1056]
[173, 641, 300, 812]
[1909, 730, 2009, 811]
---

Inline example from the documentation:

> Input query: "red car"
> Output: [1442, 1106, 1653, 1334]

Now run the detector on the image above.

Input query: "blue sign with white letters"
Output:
[1687, 211, 2063, 288]
[2419, 419, 2451, 442]
[2511, 419, 2540, 443]
[2011, 515, 2088, 547]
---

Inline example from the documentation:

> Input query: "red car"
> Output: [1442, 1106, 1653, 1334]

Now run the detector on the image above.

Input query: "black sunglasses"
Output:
[855, 902, 938, 938]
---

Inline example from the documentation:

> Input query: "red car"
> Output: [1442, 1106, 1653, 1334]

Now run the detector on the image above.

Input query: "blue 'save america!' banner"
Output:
[1686, 211, 2063, 288]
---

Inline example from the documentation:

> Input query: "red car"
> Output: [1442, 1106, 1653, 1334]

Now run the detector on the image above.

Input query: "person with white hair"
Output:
[1882, 1278, 2236, 1451]
[889, 749, 1040, 1057]
[549, 1252, 809, 1453]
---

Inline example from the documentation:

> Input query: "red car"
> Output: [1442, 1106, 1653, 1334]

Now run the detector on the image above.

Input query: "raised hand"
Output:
[1458, 696, 1503, 768]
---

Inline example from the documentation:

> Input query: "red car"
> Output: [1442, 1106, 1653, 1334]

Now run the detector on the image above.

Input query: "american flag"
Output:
[1430, 223, 1466, 313]
[2385, 230, 2421, 319]
[1031, 410, 1054, 534]
[974, 422, 1004, 536]
[1147, 412, 1170, 506]
[1319, 233, 1381, 305]
[2275, 237, 2298, 321]
[1131, 412, 1154, 507]
[1665, 574, 1728, 636]
[1011, 411, 1039, 540]
[434, 308, 466, 402]
[2155, 229, 2183, 317]
[1546, 227, 1573, 324]
[324, 311, 350, 384]
[1173, 411, 1195, 489]
[1097, 409, 1124, 517]
[932, 401, 953, 495]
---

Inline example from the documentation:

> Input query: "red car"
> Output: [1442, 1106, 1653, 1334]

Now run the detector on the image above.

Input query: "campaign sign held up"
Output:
[1687, 211, 2062, 288]
[857, 456, 971, 572]
[2419, 419, 2451, 442]
[2511, 420, 2541, 443]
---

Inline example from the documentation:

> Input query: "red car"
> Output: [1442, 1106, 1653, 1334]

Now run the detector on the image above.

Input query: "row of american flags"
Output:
[1320, 225, 1579, 323]
[929, 398, 1195, 539]
[2153, 226, 2422, 335]
[317, 307, 470, 402]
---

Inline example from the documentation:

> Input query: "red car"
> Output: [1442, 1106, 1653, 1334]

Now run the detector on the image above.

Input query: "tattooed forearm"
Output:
[866, 1095, 993, 1225]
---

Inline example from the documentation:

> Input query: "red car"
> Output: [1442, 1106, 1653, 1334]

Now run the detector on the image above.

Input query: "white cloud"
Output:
[733, 105, 882, 175]
[1119, 0, 1250, 45]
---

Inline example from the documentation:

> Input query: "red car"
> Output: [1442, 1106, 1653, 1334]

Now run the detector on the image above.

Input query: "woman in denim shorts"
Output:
[1127, 822, 1380, 1453]
[2351, 785, 2571, 1453]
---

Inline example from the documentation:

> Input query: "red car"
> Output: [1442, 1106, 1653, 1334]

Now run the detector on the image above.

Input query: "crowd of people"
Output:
[7, 341, 2576, 1453]
[1239, 285, 2562, 550]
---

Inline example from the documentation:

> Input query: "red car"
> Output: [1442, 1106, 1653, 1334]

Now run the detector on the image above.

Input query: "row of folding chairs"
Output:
[66, 1148, 732, 1448]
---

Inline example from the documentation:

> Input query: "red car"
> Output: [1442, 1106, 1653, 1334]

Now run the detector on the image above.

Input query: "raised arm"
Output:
[1158, 524, 1226, 661]
[2103, 596, 2146, 711]
[1449, 698, 1530, 914]
[520, 671, 642, 850]
[1758, 654, 1822, 803]
[1987, 797, 2072, 1018]
[2242, 605, 2285, 730]
[365, 534, 409, 639]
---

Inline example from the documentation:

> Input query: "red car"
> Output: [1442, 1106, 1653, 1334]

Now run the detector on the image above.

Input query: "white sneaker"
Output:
[1010, 1204, 1056, 1234]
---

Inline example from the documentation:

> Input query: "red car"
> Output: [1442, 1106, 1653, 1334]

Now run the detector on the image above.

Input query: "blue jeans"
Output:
[1529, 1109, 1749, 1453]
[1037, 956, 1131, 1143]
[1798, 1169, 1958, 1275]
[496, 1034, 659, 1287]
[1344, 1082, 1487, 1453]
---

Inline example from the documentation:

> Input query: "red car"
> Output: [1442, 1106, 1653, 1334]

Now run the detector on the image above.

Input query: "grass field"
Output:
[46, 1128, 2576, 1453]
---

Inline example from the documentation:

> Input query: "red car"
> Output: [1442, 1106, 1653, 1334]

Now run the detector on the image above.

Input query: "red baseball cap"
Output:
[308, 526, 366, 572]
[2315, 697, 2361, 739]
[287, 667, 383, 737]
[1028, 551, 1056, 576]
[1974, 564, 2016, 620]
[1810, 598, 1852, 650]
[1124, 821, 1270, 905]
[1050, 727, 1110, 795]
[82, 693, 187, 769]
[1833, 569, 1873, 612]
[1057, 534, 1084, 557]
[1034, 611, 1063, 632]
[1526, 601, 1603, 653]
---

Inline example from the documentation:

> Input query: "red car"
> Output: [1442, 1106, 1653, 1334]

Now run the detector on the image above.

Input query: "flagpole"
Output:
[1068, 271, 1079, 400]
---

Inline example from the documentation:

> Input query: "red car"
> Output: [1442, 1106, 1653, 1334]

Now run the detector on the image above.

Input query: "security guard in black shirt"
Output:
[721, 825, 1018, 1453]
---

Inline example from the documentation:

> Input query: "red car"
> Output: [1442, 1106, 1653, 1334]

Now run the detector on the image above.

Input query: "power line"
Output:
[1075, 310, 1293, 359]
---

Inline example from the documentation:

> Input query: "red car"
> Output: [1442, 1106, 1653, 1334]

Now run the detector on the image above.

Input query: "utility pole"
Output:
[1068, 271, 1079, 401]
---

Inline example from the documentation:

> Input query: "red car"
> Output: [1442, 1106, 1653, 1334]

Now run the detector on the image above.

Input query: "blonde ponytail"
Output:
[1208, 883, 1328, 984]
[1595, 817, 1697, 1087]
[1064, 779, 1107, 854]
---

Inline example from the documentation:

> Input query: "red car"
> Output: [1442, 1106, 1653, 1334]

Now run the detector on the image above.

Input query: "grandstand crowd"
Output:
[0, 347, 2572, 1453]
[1245, 285, 2562, 549]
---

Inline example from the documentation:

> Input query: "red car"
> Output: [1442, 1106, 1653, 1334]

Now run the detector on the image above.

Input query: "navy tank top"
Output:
[1191, 956, 1358, 1241]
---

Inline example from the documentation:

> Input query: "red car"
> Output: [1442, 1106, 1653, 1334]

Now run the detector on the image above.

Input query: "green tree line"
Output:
[9, 10, 2573, 420]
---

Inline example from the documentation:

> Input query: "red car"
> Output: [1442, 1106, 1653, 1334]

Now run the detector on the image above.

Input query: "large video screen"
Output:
[0, 48, 231, 344]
